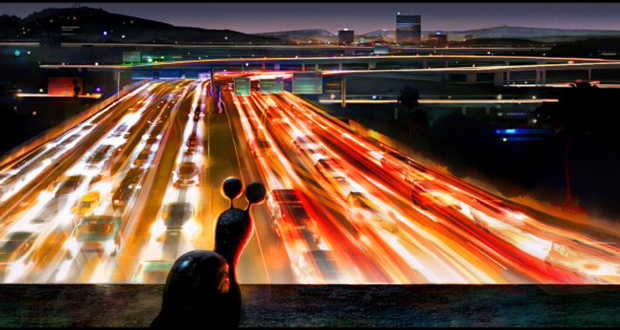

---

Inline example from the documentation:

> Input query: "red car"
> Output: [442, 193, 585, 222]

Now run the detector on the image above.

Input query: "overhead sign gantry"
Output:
[292, 72, 323, 95]
[259, 77, 284, 94]
[233, 77, 251, 96]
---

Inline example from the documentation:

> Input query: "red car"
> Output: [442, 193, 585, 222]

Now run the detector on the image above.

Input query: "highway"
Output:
[2, 76, 620, 284]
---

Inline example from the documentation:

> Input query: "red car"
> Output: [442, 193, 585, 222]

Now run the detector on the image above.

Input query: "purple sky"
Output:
[3, 3, 620, 34]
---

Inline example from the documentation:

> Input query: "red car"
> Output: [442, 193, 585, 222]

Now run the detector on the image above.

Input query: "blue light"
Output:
[436, 31, 443, 35]
[103, 31, 108, 36]
[372, 95, 377, 99]
[495, 128, 552, 135]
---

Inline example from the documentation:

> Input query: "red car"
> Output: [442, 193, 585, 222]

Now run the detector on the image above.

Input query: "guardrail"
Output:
[0, 80, 148, 170]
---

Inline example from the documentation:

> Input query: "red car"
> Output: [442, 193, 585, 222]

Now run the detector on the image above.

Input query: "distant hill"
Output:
[363, 26, 620, 42]
[0, 6, 283, 44]
[449, 26, 620, 41]
[256, 29, 335, 43]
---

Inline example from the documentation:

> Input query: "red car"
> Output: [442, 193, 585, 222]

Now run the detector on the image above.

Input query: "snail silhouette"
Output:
[151, 177, 266, 328]
[215, 178, 266, 327]
[149, 250, 230, 328]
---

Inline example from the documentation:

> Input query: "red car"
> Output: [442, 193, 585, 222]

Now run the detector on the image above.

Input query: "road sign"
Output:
[373, 45, 389, 55]
[234, 77, 251, 96]
[292, 72, 322, 95]
[260, 77, 284, 94]
[122, 51, 141, 63]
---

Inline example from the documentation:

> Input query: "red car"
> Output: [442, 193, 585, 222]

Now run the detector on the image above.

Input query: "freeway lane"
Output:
[269, 91, 620, 284]
[3, 76, 620, 284]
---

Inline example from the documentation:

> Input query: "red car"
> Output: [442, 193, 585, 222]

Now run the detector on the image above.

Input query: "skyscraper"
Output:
[338, 28, 355, 45]
[396, 13, 421, 45]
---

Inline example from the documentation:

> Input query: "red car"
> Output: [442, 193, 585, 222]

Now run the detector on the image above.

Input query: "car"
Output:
[132, 260, 175, 284]
[267, 189, 320, 245]
[71, 191, 100, 215]
[0, 232, 38, 272]
[293, 135, 325, 155]
[112, 168, 144, 211]
[57, 133, 82, 148]
[173, 162, 201, 188]
[85, 145, 114, 170]
[314, 159, 356, 198]
[247, 138, 273, 158]
[470, 198, 525, 228]
[145, 136, 160, 146]
[110, 124, 128, 138]
[65, 215, 122, 258]
[411, 182, 460, 211]
[267, 189, 303, 219]
[266, 109, 284, 122]
[161, 203, 194, 232]
[132, 150, 152, 168]
[315, 158, 346, 177]
[294, 250, 347, 284]
[147, 119, 162, 128]
[184, 136, 201, 155]
[81, 123, 95, 131]
[542, 241, 620, 283]
[346, 192, 398, 234]
[379, 152, 423, 182]
[272, 205, 320, 245]
[53, 175, 85, 197]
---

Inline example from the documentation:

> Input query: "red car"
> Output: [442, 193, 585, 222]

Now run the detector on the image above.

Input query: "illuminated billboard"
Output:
[260, 77, 284, 94]
[292, 72, 322, 94]
[233, 77, 251, 96]
[48, 77, 83, 96]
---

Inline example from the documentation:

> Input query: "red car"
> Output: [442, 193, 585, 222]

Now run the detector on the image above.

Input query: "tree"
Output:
[398, 86, 428, 136]
[72, 78, 81, 97]
[534, 81, 600, 205]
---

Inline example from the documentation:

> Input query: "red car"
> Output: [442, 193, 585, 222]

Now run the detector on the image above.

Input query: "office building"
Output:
[427, 31, 448, 46]
[338, 29, 355, 45]
[396, 13, 421, 45]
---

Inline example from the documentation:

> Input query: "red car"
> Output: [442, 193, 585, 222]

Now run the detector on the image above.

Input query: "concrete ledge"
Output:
[1, 285, 619, 327]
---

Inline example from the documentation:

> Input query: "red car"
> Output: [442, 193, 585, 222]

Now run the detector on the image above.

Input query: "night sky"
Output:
[3, 3, 620, 34]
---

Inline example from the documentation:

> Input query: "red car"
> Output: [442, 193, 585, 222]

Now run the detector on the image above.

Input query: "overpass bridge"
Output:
[39, 55, 620, 92]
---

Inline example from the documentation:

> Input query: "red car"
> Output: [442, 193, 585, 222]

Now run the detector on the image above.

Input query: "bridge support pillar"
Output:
[315, 64, 319, 71]
[262, 62, 266, 70]
[588, 69, 592, 81]
[445, 60, 449, 68]
[466, 72, 477, 84]
[369, 62, 377, 69]
[541, 70, 546, 84]
[485, 107, 491, 116]
[506, 71, 511, 85]
[274, 63, 280, 71]
[341, 76, 346, 108]
[461, 107, 467, 115]
[113, 69, 121, 99]
[493, 72, 503, 86]
[338, 63, 343, 71]
[535, 69, 542, 85]
[302, 63, 306, 71]
[422, 61, 428, 69]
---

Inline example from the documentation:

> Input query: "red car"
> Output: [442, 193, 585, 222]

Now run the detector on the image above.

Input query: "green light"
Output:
[14, 50, 21, 57]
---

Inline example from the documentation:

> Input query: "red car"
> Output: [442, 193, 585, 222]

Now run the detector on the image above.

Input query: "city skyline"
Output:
[3, 3, 620, 34]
